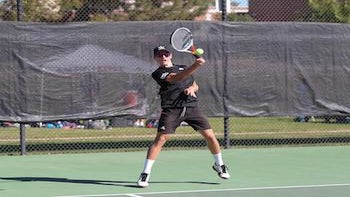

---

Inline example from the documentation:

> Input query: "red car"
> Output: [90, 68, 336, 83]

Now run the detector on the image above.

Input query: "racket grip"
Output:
[193, 54, 200, 59]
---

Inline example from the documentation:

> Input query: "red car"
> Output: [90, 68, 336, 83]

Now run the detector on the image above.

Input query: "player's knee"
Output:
[155, 133, 170, 143]
[160, 135, 170, 142]
[201, 130, 217, 140]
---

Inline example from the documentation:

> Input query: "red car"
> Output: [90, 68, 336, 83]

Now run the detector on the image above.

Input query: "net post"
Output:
[20, 123, 26, 155]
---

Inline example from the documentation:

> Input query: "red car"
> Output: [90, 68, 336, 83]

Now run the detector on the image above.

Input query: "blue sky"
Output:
[232, 0, 249, 7]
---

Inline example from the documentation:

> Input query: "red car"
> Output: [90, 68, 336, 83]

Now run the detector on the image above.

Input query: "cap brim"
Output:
[154, 49, 170, 55]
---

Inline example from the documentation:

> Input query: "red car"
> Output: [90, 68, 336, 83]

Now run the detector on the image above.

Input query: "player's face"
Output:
[154, 51, 172, 66]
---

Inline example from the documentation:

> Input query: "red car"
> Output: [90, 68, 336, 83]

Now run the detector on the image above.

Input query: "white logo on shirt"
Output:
[160, 126, 166, 130]
[160, 72, 169, 79]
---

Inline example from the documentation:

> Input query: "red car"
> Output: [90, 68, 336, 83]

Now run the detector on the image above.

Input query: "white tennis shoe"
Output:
[137, 173, 150, 187]
[212, 163, 230, 179]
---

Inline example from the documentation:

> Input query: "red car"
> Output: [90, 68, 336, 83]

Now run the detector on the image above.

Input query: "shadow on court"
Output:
[0, 177, 219, 188]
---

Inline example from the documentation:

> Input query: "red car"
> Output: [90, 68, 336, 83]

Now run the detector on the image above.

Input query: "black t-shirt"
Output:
[152, 64, 198, 109]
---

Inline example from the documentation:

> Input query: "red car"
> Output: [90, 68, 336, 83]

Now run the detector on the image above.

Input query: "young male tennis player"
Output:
[137, 46, 230, 187]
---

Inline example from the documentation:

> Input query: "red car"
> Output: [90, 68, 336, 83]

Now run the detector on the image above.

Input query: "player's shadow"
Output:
[0, 177, 219, 188]
[0, 177, 138, 188]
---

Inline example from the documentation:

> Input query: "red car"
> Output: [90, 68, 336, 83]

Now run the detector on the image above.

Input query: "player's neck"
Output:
[160, 62, 173, 68]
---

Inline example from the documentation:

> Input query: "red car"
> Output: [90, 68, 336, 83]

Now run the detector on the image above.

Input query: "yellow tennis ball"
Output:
[194, 48, 204, 56]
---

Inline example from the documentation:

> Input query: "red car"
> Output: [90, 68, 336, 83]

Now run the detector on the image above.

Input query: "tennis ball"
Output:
[194, 48, 204, 56]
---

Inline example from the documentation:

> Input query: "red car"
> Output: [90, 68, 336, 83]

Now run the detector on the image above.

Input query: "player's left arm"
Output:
[184, 81, 199, 98]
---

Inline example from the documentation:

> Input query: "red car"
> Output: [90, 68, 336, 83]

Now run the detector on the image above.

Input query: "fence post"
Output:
[20, 123, 26, 155]
[221, 0, 230, 149]
[16, 0, 25, 155]
[16, 0, 24, 21]
[223, 117, 230, 148]
[221, 0, 227, 21]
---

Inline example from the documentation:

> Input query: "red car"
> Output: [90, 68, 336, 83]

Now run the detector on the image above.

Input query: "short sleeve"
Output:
[152, 69, 170, 85]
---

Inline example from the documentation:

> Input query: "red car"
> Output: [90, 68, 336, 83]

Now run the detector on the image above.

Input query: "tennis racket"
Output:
[170, 27, 202, 58]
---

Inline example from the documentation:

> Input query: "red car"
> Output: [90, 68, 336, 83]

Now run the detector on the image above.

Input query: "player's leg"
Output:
[137, 132, 170, 187]
[199, 128, 221, 154]
[200, 129, 230, 179]
[147, 132, 170, 160]
[185, 107, 230, 179]
[137, 108, 180, 187]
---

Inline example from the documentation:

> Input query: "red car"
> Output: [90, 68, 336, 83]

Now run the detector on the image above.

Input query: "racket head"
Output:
[170, 27, 194, 52]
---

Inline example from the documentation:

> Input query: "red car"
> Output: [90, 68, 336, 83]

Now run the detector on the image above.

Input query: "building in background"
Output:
[205, 0, 249, 20]
[249, 0, 310, 21]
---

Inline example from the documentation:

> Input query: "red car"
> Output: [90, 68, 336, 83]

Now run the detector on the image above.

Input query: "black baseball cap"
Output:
[153, 46, 170, 55]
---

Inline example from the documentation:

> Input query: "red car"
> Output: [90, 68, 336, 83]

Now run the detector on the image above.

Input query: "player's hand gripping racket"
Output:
[170, 27, 204, 58]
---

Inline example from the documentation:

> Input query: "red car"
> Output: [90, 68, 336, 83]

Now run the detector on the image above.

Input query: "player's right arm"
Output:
[166, 58, 205, 83]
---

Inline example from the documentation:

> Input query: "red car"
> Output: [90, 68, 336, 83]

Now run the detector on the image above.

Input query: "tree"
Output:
[0, 0, 17, 21]
[308, 0, 350, 23]
[75, 0, 210, 21]
[0, 0, 82, 22]
[333, 0, 350, 23]
[0, 0, 210, 22]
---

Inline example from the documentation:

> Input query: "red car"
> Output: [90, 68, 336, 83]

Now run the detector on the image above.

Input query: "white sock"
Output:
[213, 152, 224, 166]
[142, 159, 155, 174]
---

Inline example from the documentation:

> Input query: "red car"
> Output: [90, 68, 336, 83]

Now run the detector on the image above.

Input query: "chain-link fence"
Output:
[1, 116, 350, 155]
[0, 0, 349, 155]
[1, 0, 349, 23]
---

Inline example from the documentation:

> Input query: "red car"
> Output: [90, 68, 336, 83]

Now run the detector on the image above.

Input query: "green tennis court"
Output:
[1, 146, 350, 197]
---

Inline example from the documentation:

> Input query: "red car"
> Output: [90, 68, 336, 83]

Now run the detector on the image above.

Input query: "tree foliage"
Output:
[0, 0, 210, 22]
[308, 0, 350, 23]
[1, 0, 348, 23]
[0, 0, 82, 22]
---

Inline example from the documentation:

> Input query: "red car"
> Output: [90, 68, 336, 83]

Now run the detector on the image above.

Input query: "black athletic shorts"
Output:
[157, 106, 211, 133]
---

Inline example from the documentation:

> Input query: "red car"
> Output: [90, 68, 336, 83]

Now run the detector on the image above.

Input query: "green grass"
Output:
[227, 117, 350, 139]
[1, 117, 349, 155]
[0, 117, 349, 144]
[230, 117, 350, 133]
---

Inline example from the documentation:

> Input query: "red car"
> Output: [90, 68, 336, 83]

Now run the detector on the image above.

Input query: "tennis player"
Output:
[137, 46, 230, 187]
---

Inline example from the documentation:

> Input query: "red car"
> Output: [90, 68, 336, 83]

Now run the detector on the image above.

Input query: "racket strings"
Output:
[171, 28, 194, 51]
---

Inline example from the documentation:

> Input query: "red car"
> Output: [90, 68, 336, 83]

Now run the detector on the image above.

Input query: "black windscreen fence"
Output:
[0, 21, 349, 122]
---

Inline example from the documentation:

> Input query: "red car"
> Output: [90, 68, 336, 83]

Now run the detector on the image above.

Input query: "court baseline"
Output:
[55, 183, 350, 197]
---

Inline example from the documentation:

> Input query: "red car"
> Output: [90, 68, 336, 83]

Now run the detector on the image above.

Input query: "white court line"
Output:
[54, 183, 350, 197]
